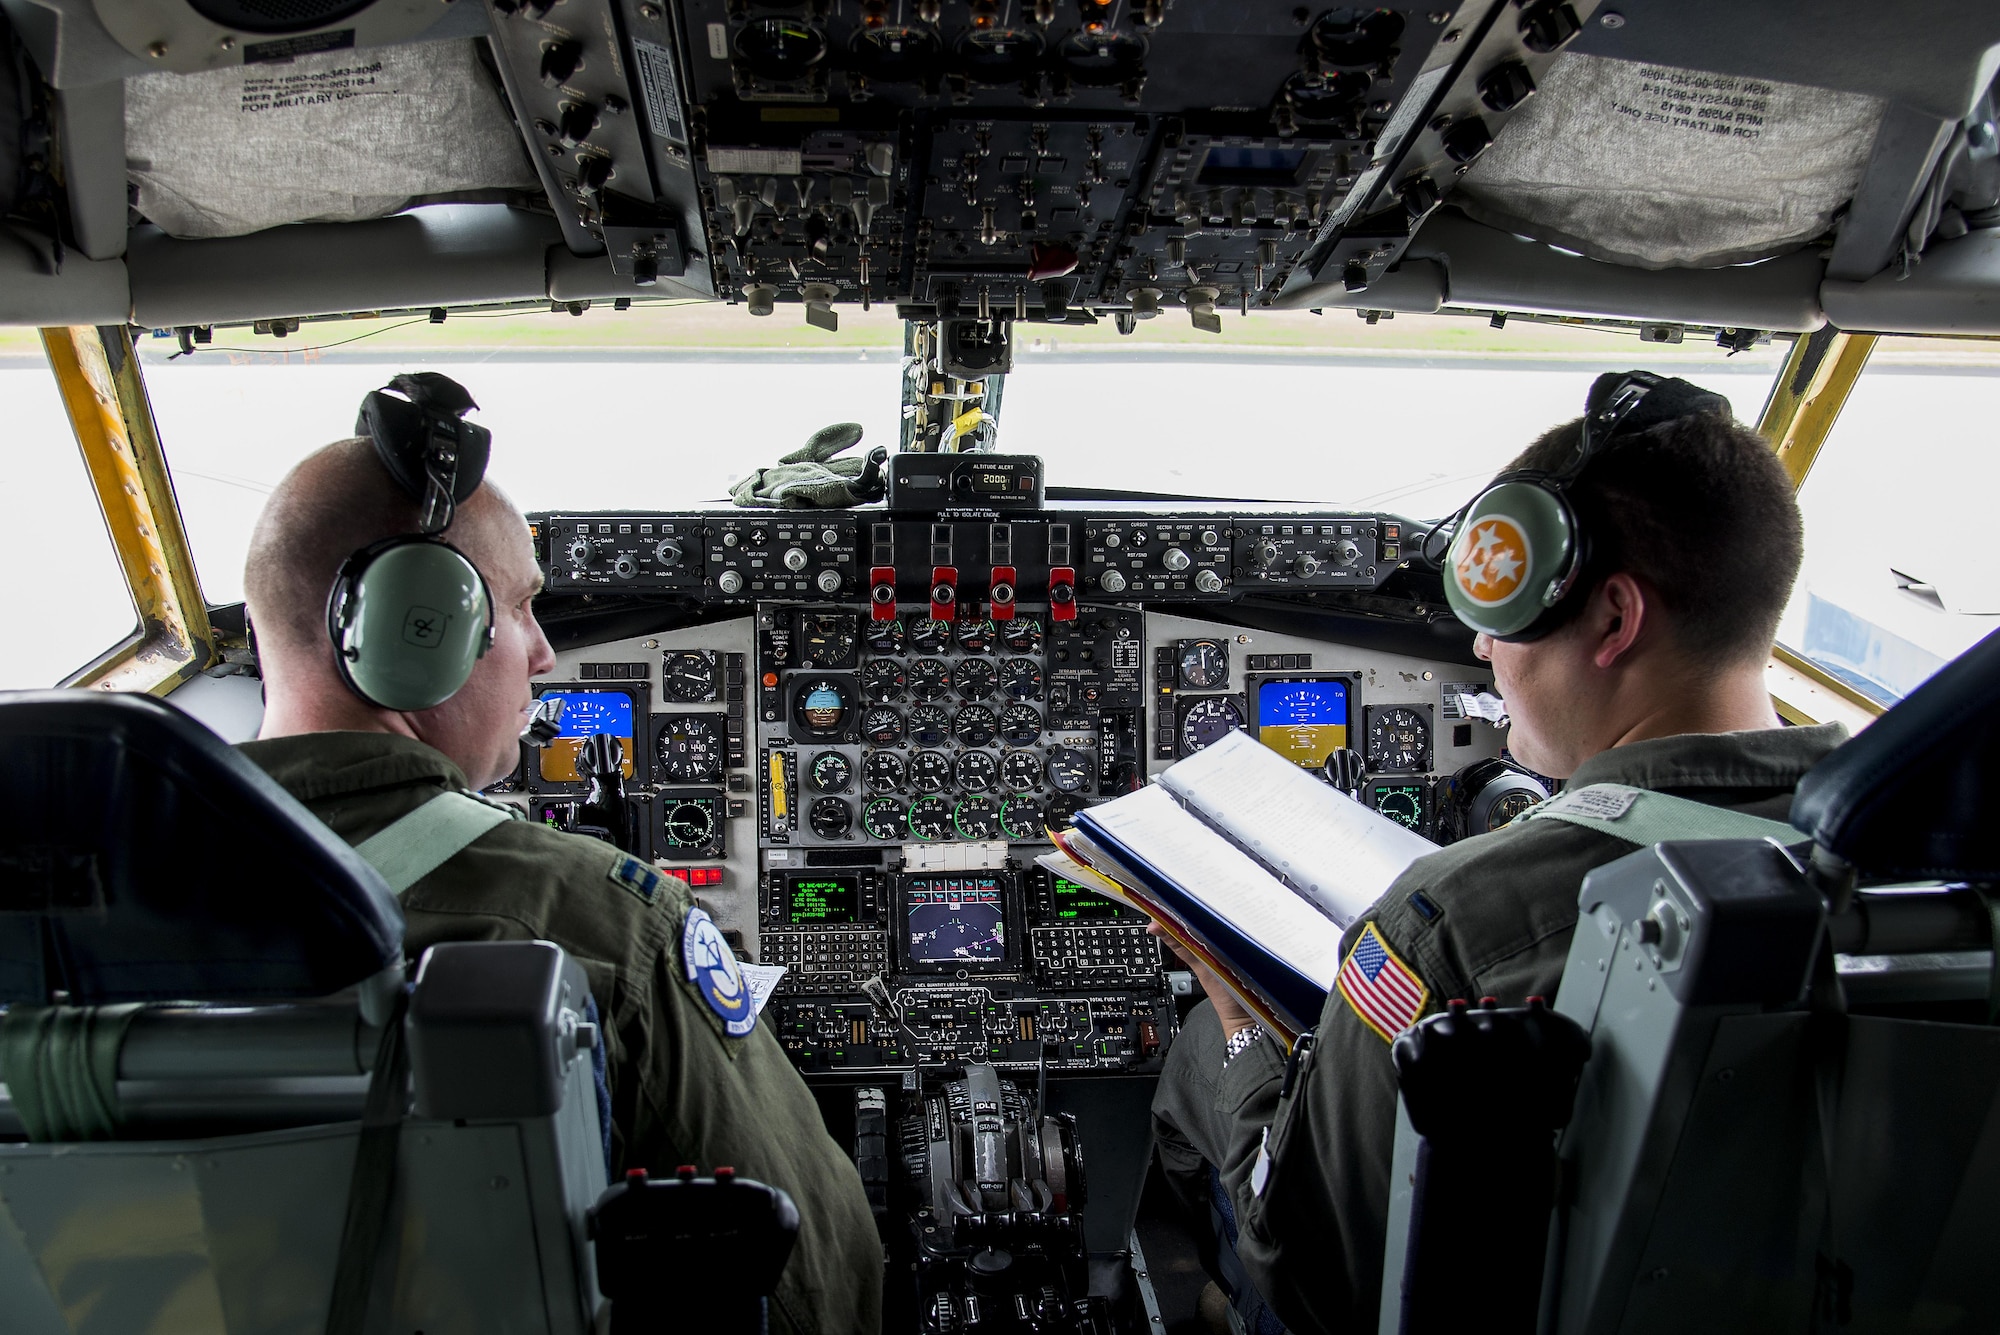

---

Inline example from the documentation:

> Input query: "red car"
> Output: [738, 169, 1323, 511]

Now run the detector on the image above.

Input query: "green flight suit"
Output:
[1151, 723, 1848, 1335]
[241, 732, 883, 1335]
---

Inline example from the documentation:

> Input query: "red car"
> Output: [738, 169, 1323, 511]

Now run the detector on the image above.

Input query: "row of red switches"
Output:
[868, 567, 1078, 622]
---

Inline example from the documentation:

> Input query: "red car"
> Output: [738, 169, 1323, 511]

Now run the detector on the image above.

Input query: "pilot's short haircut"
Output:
[1506, 406, 1803, 664]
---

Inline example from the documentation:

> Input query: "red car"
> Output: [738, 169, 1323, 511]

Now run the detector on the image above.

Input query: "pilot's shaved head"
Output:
[244, 437, 516, 658]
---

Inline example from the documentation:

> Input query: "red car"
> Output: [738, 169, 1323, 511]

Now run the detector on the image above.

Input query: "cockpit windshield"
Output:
[122, 306, 1781, 607]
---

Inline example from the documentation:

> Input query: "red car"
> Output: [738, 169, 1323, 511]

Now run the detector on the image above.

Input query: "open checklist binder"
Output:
[1039, 729, 1438, 1045]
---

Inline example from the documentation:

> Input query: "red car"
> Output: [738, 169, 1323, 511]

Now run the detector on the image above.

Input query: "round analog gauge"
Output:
[907, 658, 953, 701]
[1178, 639, 1229, 689]
[908, 616, 954, 653]
[863, 797, 907, 841]
[955, 618, 996, 653]
[662, 651, 716, 703]
[656, 714, 724, 783]
[1001, 618, 1044, 654]
[859, 659, 906, 703]
[1374, 786, 1425, 833]
[861, 706, 903, 747]
[865, 616, 906, 655]
[1368, 707, 1431, 773]
[907, 705, 951, 747]
[999, 794, 1045, 840]
[809, 750, 852, 792]
[1047, 747, 1094, 794]
[907, 794, 955, 841]
[953, 704, 998, 747]
[1002, 750, 1044, 791]
[863, 751, 905, 794]
[809, 796, 852, 840]
[1043, 796, 1084, 830]
[1000, 703, 1042, 746]
[799, 613, 858, 668]
[664, 800, 716, 847]
[955, 750, 999, 792]
[955, 658, 999, 700]
[1179, 696, 1244, 756]
[954, 795, 1002, 841]
[792, 677, 852, 736]
[908, 750, 954, 793]
[999, 657, 1044, 700]
[735, 16, 828, 80]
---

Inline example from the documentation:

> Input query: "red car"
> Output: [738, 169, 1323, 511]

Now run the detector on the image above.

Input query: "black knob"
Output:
[1342, 260, 1369, 292]
[1478, 60, 1537, 114]
[540, 39, 583, 86]
[1048, 582, 1075, 606]
[1441, 115, 1494, 164]
[576, 154, 612, 193]
[1518, 0, 1581, 53]
[1401, 174, 1441, 222]
[557, 101, 599, 148]
[633, 252, 659, 287]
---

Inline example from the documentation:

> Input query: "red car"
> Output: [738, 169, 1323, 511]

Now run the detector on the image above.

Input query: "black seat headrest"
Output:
[1791, 627, 2000, 882]
[0, 691, 404, 1005]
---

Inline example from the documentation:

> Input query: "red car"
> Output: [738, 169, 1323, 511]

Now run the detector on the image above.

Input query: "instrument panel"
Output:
[512, 504, 1525, 1083]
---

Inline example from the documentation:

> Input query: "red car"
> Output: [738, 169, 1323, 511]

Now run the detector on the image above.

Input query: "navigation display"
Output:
[1256, 678, 1351, 768]
[905, 878, 1007, 965]
[788, 875, 859, 924]
[535, 688, 637, 783]
[1050, 876, 1123, 921]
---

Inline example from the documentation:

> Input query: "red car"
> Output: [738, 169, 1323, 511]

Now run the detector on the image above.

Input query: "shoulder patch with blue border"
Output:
[608, 855, 664, 906]
[681, 906, 757, 1037]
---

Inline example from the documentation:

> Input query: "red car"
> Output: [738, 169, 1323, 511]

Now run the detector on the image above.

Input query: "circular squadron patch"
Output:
[682, 906, 756, 1037]
[1452, 516, 1531, 607]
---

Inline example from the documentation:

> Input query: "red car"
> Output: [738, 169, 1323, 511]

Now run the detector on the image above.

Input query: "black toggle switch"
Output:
[576, 154, 613, 193]
[540, 39, 584, 86]
[1478, 60, 1537, 114]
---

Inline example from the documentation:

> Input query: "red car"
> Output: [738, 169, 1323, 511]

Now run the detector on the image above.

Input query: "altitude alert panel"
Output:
[93, 0, 453, 72]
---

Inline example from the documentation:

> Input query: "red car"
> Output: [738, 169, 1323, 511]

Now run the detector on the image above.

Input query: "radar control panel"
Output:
[512, 501, 1524, 1087]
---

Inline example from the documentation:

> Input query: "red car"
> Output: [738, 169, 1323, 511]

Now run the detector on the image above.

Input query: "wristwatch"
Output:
[1222, 1023, 1267, 1071]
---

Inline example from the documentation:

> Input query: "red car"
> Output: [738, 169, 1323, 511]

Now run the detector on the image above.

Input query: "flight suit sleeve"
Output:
[1213, 907, 1457, 1335]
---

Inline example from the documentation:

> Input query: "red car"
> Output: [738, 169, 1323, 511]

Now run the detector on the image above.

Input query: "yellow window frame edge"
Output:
[1755, 327, 1882, 729]
[41, 325, 216, 695]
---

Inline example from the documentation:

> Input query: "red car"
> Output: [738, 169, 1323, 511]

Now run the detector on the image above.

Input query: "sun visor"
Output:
[125, 39, 536, 240]
[1453, 54, 1885, 271]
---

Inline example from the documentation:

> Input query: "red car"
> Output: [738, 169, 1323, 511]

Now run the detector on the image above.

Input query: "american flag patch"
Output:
[1337, 923, 1429, 1043]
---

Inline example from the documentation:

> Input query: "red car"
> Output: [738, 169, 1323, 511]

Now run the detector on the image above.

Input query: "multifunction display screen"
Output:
[534, 689, 637, 783]
[1256, 678, 1350, 768]
[1049, 876, 1124, 921]
[787, 875, 860, 924]
[905, 878, 1007, 964]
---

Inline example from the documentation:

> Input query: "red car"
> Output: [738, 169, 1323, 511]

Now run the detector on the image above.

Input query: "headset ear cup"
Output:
[325, 537, 491, 711]
[1442, 478, 1581, 640]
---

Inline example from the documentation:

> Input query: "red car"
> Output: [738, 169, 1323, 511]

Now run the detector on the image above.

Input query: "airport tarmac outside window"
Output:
[1774, 338, 2000, 703]
[136, 305, 1786, 609]
[0, 335, 140, 688]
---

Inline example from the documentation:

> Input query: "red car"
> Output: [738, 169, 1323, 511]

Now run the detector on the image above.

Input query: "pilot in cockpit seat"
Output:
[1148, 373, 1850, 1335]
[235, 377, 882, 1335]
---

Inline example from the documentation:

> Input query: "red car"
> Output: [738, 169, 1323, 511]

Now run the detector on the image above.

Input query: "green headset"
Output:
[325, 373, 496, 712]
[1437, 370, 1731, 641]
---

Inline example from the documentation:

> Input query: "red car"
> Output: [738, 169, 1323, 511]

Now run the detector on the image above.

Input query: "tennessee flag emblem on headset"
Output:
[1453, 516, 1531, 606]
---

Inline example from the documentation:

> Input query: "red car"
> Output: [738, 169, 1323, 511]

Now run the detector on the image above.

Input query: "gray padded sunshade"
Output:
[1456, 53, 1886, 270]
[125, 39, 536, 240]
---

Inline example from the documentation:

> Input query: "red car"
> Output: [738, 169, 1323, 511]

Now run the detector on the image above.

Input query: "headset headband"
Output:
[355, 372, 492, 535]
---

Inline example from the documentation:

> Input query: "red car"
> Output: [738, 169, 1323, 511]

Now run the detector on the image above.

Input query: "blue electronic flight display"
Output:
[905, 877, 1007, 965]
[535, 688, 637, 782]
[1257, 678, 1351, 768]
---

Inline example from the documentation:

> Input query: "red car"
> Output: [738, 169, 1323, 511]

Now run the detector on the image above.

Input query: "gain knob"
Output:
[1099, 568, 1128, 594]
[613, 554, 639, 579]
[717, 570, 745, 595]
[1195, 569, 1224, 594]
[567, 536, 599, 567]
[783, 547, 809, 572]
[1253, 540, 1281, 569]
[654, 538, 684, 566]
[1337, 540, 1362, 566]
[1161, 546, 1191, 573]
[816, 569, 842, 594]
[1294, 553, 1321, 578]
